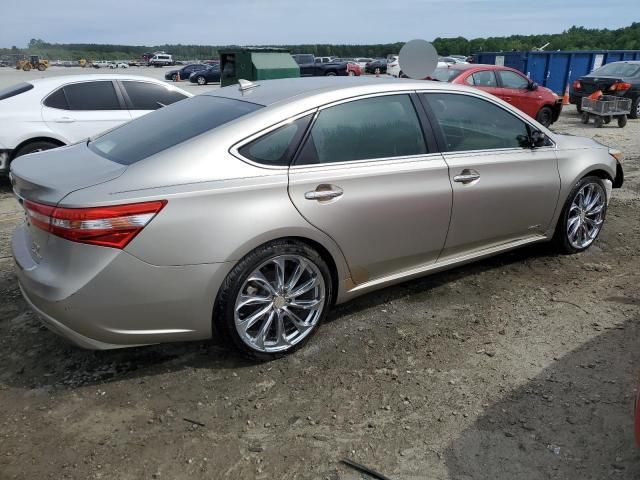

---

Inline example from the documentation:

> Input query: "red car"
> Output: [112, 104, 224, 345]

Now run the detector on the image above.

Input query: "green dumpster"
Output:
[219, 47, 300, 87]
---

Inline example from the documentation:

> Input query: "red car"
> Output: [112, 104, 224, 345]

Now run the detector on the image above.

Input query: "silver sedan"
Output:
[10, 77, 624, 359]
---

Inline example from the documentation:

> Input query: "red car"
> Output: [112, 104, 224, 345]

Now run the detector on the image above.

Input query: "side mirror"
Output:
[528, 81, 539, 91]
[531, 130, 546, 148]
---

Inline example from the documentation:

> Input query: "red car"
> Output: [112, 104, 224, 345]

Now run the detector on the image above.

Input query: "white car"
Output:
[92, 60, 112, 69]
[109, 62, 129, 69]
[354, 57, 374, 70]
[387, 56, 448, 78]
[0, 75, 191, 173]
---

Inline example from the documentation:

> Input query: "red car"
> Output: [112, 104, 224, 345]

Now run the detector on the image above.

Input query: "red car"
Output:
[346, 62, 361, 76]
[429, 64, 562, 127]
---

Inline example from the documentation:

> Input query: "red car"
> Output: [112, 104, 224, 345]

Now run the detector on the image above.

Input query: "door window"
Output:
[499, 70, 530, 89]
[238, 115, 311, 166]
[296, 95, 427, 165]
[424, 93, 530, 152]
[122, 82, 188, 110]
[63, 81, 121, 110]
[466, 70, 498, 87]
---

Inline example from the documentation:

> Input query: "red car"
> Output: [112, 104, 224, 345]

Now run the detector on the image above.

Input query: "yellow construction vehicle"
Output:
[15, 55, 49, 71]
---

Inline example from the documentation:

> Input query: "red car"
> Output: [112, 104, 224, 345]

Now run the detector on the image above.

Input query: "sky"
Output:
[0, 0, 636, 47]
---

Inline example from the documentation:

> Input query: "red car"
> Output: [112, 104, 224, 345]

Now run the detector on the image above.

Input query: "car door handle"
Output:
[304, 186, 343, 201]
[453, 170, 480, 184]
[54, 116, 75, 123]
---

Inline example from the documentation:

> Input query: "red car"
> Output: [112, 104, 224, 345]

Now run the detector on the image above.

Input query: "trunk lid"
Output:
[580, 75, 623, 94]
[10, 142, 126, 264]
[10, 142, 126, 205]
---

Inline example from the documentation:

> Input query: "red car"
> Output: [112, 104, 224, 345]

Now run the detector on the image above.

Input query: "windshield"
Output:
[592, 62, 640, 77]
[89, 96, 263, 165]
[0, 82, 34, 100]
[429, 67, 464, 82]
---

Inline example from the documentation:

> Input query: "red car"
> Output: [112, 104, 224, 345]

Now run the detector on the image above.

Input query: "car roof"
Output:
[22, 75, 192, 95]
[206, 76, 480, 107]
[438, 63, 514, 72]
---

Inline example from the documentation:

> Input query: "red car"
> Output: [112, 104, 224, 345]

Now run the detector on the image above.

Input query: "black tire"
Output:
[196, 76, 206, 85]
[14, 140, 61, 159]
[325, 71, 337, 76]
[581, 112, 590, 124]
[214, 240, 333, 360]
[594, 116, 604, 128]
[629, 97, 640, 119]
[603, 116, 612, 124]
[553, 176, 607, 254]
[576, 104, 583, 114]
[536, 106, 553, 127]
[618, 115, 627, 128]
[171, 73, 178, 81]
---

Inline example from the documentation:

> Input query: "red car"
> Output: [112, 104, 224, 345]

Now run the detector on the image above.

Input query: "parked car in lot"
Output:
[91, 60, 111, 69]
[109, 62, 129, 69]
[354, 57, 374, 70]
[387, 55, 400, 77]
[149, 54, 173, 67]
[164, 63, 208, 82]
[365, 59, 388, 74]
[314, 56, 334, 64]
[0, 75, 191, 173]
[189, 64, 222, 85]
[10, 77, 623, 359]
[429, 64, 562, 127]
[570, 61, 640, 118]
[291, 54, 349, 76]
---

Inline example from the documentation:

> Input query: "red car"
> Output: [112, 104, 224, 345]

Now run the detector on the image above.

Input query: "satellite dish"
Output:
[398, 39, 439, 79]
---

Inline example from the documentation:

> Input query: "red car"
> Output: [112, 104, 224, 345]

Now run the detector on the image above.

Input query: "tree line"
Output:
[1, 23, 639, 61]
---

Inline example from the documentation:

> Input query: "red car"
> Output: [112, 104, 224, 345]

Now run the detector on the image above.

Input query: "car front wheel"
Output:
[197, 76, 206, 85]
[554, 176, 607, 254]
[215, 240, 332, 360]
[536, 106, 553, 127]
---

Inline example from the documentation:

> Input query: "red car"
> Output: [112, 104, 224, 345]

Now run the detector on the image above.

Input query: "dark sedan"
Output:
[189, 65, 221, 85]
[570, 61, 640, 118]
[164, 64, 209, 82]
[365, 59, 387, 74]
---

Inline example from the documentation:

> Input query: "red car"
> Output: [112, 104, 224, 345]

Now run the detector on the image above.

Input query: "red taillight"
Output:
[572, 80, 582, 90]
[609, 81, 632, 91]
[24, 200, 167, 249]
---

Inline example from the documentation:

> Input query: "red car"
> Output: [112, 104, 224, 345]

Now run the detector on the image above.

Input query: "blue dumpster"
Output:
[473, 50, 640, 94]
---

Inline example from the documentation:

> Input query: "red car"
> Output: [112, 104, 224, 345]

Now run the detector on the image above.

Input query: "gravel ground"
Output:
[0, 101, 639, 479]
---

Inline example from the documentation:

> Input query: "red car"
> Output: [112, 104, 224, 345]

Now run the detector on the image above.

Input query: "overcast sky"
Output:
[1, 0, 635, 47]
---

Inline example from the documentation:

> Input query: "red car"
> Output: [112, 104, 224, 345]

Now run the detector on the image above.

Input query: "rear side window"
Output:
[430, 68, 463, 82]
[0, 82, 34, 101]
[467, 70, 498, 87]
[43, 88, 69, 109]
[592, 62, 640, 77]
[296, 94, 427, 165]
[424, 93, 529, 152]
[64, 81, 121, 110]
[122, 81, 188, 110]
[238, 115, 312, 167]
[89, 96, 263, 165]
[498, 71, 530, 89]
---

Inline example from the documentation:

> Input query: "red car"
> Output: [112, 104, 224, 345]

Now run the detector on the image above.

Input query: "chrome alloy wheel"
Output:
[567, 182, 606, 249]
[234, 255, 325, 353]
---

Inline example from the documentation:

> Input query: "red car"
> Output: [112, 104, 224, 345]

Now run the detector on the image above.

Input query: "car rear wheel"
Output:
[197, 76, 206, 85]
[214, 240, 332, 360]
[536, 106, 553, 127]
[553, 176, 607, 254]
[14, 140, 61, 159]
[325, 71, 337, 76]
[171, 73, 178, 81]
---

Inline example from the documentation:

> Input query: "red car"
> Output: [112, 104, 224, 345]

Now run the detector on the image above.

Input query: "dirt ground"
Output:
[0, 106, 639, 480]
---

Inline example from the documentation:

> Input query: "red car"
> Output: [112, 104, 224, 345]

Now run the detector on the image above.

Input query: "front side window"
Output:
[296, 94, 427, 165]
[424, 93, 530, 152]
[238, 115, 312, 166]
[64, 81, 121, 110]
[499, 70, 530, 89]
[122, 81, 188, 110]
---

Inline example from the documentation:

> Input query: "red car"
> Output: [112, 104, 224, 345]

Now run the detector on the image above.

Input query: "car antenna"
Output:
[238, 79, 258, 92]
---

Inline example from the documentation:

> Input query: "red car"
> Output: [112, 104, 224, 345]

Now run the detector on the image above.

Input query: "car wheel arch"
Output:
[11, 136, 65, 160]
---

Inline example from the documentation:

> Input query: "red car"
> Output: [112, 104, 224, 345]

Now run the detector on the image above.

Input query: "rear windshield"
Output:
[592, 62, 640, 77]
[89, 95, 263, 165]
[429, 68, 464, 82]
[0, 82, 34, 100]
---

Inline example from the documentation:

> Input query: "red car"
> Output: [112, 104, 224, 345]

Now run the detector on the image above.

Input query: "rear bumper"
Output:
[12, 223, 234, 349]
